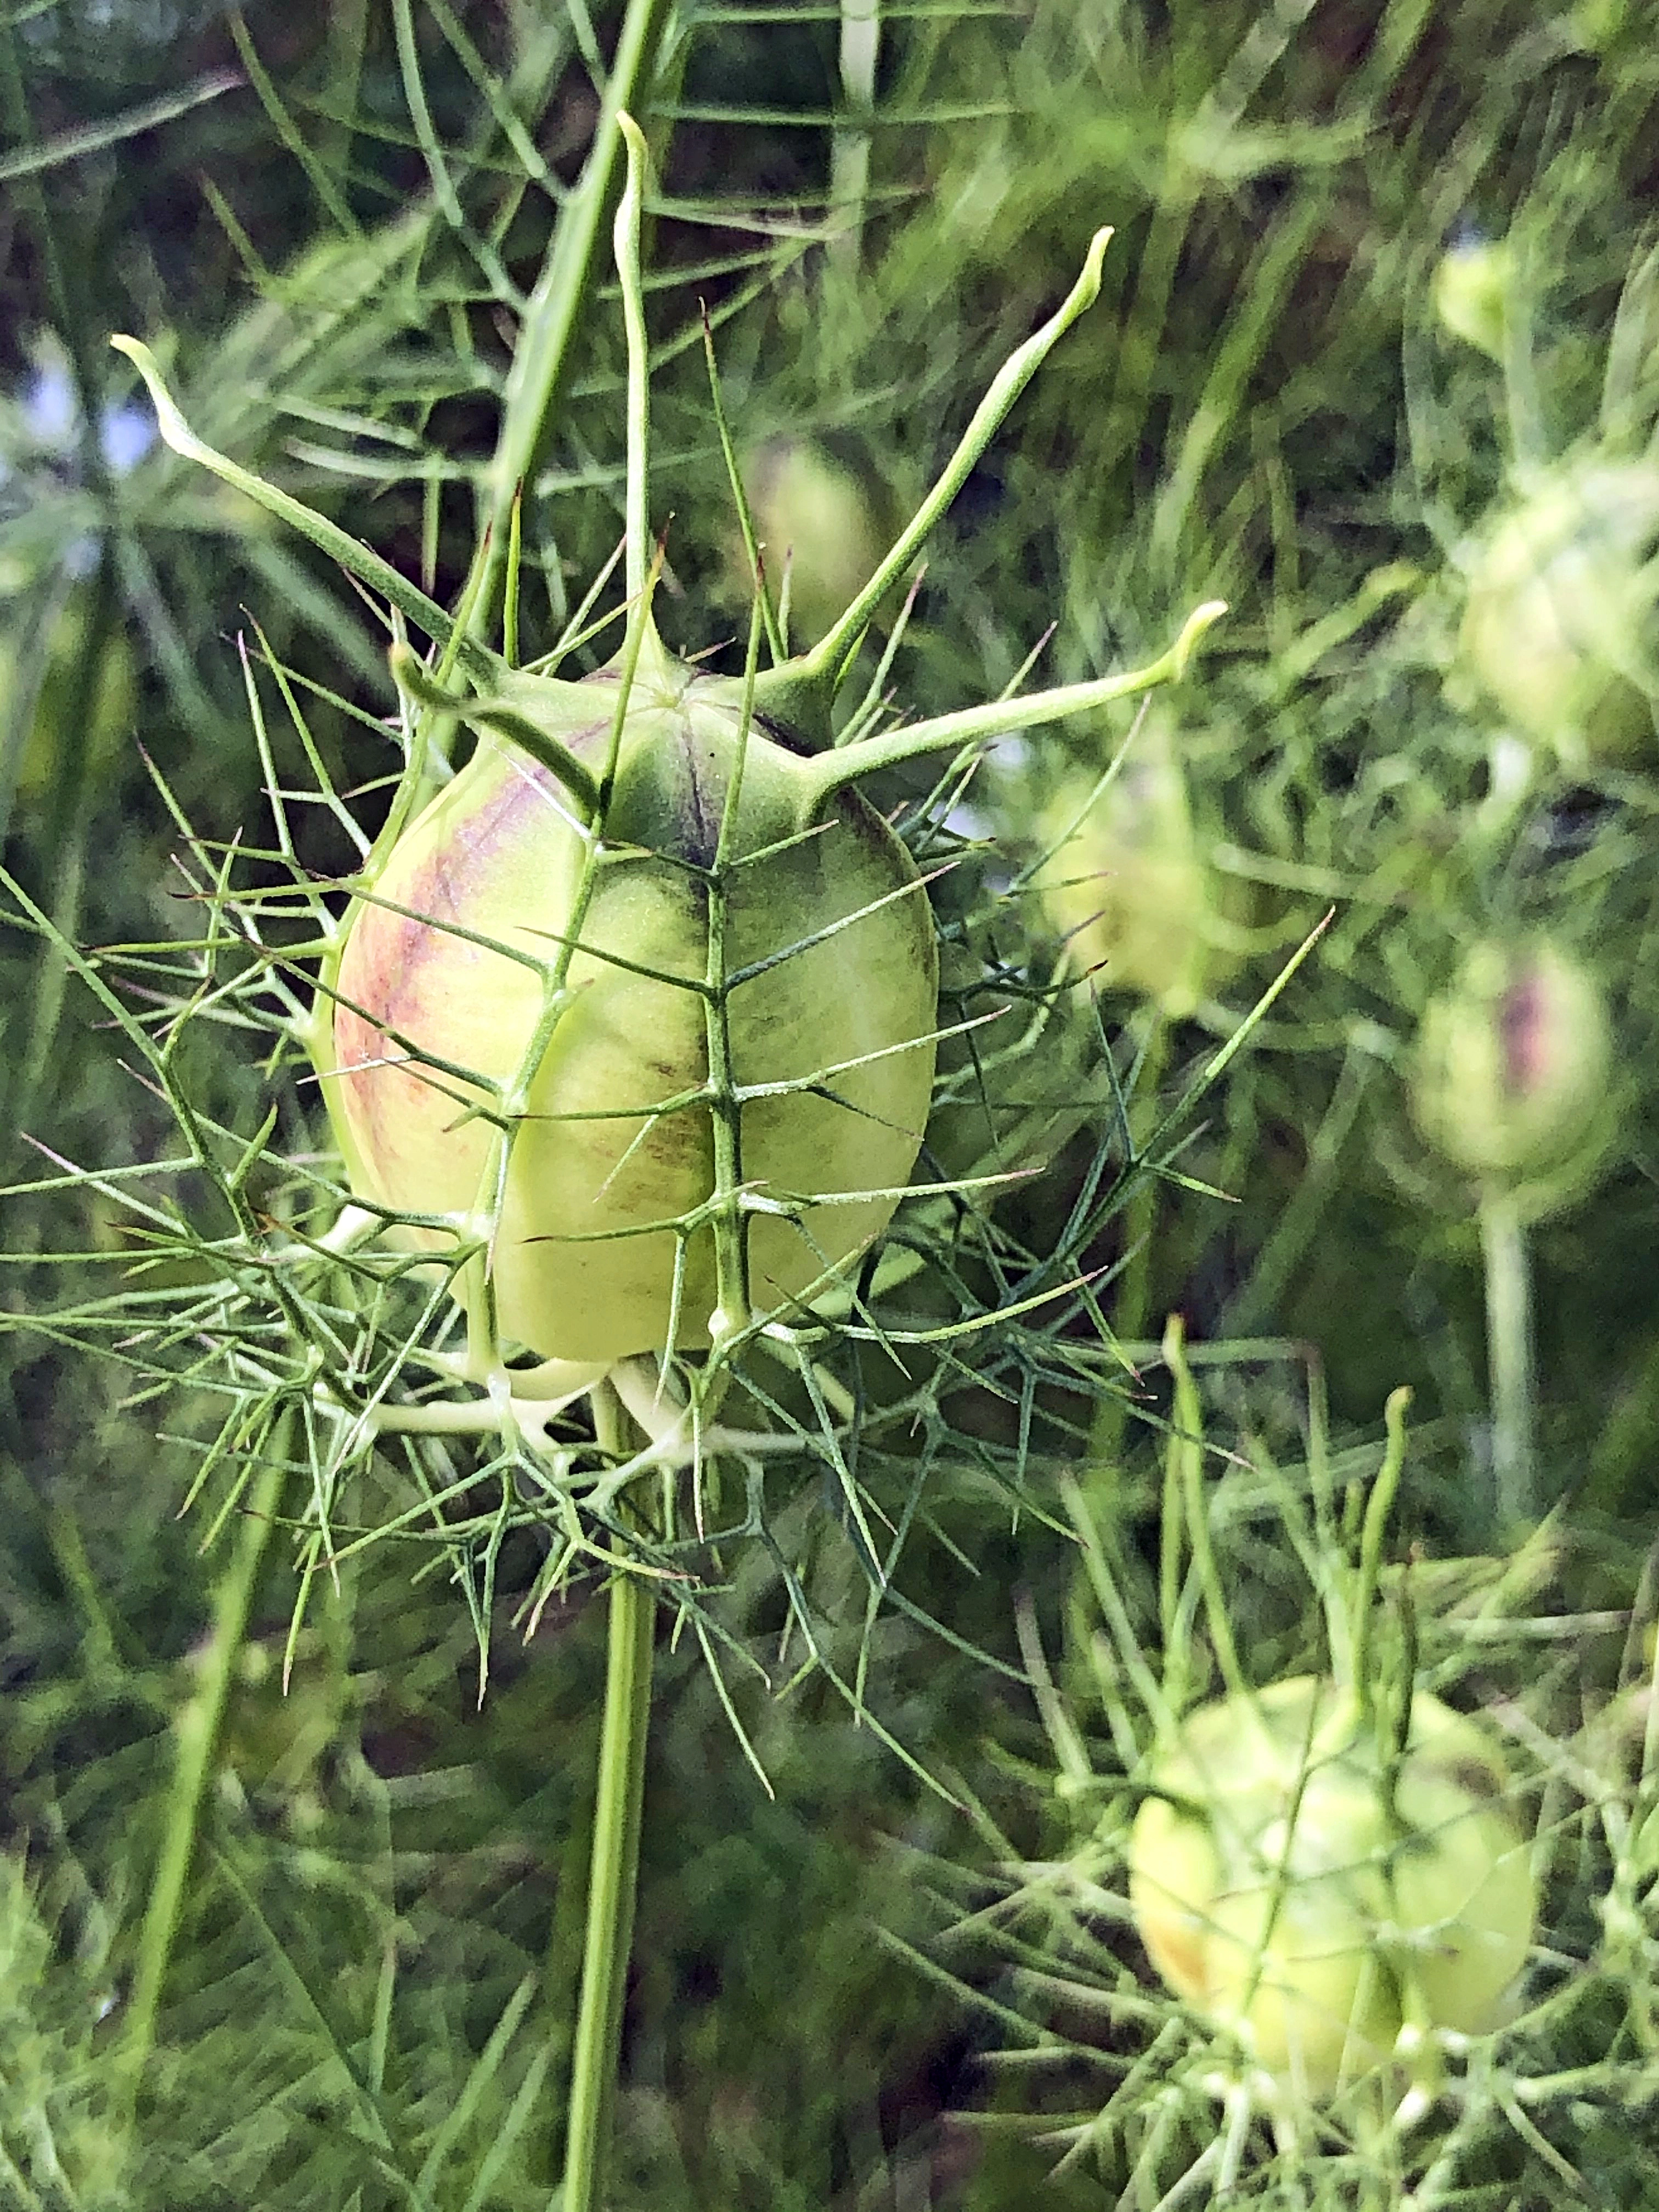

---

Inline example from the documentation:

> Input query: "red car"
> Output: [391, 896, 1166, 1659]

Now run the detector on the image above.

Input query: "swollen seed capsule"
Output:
[1128, 1677, 1536, 2096]
[740, 439, 886, 648]
[321, 629, 938, 1365]
[1459, 456, 1659, 766]
[1407, 938, 1615, 1201]
[1032, 709, 1245, 1017]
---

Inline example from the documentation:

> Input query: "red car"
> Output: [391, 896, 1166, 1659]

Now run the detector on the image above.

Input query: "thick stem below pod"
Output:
[1480, 1189, 1535, 1533]
[561, 1383, 656, 2212]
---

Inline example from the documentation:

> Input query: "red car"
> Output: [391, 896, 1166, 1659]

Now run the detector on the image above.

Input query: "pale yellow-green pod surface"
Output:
[321, 634, 938, 1364]
[1128, 1677, 1536, 2096]
[1032, 709, 1248, 1018]
[1460, 456, 1659, 766]
[1408, 937, 1616, 1213]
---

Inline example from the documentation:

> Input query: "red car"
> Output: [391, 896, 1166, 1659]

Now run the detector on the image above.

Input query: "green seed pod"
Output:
[1128, 1676, 1536, 2095]
[320, 628, 939, 1366]
[1408, 938, 1616, 1205]
[1030, 709, 1246, 1017]
[740, 439, 886, 648]
[112, 219, 1222, 1375]
[1459, 456, 1659, 766]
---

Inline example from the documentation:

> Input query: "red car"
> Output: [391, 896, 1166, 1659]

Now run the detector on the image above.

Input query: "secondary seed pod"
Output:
[1408, 938, 1615, 1206]
[1459, 455, 1659, 766]
[320, 628, 939, 1367]
[1128, 1676, 1536, 2095]
[740, 439, 886, 648]
[1031, 709, 1246, 1017]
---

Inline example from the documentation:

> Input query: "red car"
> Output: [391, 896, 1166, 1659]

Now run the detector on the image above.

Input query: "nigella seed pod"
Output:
[1128, 1677, 1536, 2096]
[739, 439, 886, 649]
[113, 218, 1223, 1374]
[319, 628, 939, 1365]
[1459, 456, 1659, 766]
[1408, 938, 1615, 1204]
[1031, 709, 1248, 1017]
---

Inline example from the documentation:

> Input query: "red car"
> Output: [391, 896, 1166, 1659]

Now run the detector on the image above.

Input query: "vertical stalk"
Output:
[1164, 1313, 1246, 1706]
[111, 1426, 286, 2142]
[561, 1381, 655, 2212]
[474, 0, 670, 639]
[18, 547, 120, 1125]
[1088, 1013, 1171, 1477]
[1347, 1386, 1411, 1723]
[614, 115, 652, 610]
[1480, 1187, 1536, 1532]
[829, 0, 879, 266]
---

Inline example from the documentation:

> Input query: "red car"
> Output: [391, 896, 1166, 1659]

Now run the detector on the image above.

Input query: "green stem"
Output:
[478, 0, 670, 633]
[1088, 1014, 1171, 1477]
[828, 0, 879, 266]
[802, 227, 1114, 695]
[111, 1427, 286, 2142]
[561, 1383, 656, 2212]
[111, 335, 499, 685]
[1163, 1313, 1246, 1705]
[795, 598, 1227, 811]
[1480, 1187, 1536, 1533]
[0, 17, 114, 510]
[614, 115, 652, 610]
[13, 546, 121, 1136]
[745, 228, 1130, 744]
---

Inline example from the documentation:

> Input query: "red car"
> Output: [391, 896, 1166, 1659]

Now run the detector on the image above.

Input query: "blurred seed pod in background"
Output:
[1458, 454, 1659, 769]
[738, 438, 888, 651]
[1128, 1675, 1537, 2097]
[1407, 936, 1619, 1215]
[1030, 707, 1252, 1019]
